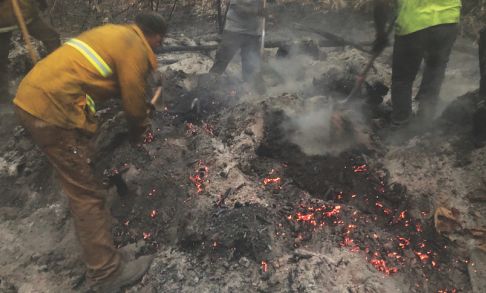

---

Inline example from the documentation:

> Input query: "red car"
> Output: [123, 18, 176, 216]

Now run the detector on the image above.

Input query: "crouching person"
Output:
[13, 12, 166, 292]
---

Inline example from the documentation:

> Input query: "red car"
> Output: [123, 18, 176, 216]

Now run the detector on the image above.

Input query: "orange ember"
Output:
[261, 260, 268, 272]
[143, 232, 151, 240]
[263, 177, 281, 185]
[189, 161, 209, 193]
[369, 258, 398, 275]
[150, 209, 158, 219]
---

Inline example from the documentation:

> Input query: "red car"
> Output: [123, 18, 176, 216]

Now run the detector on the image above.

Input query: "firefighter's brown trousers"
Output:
[15, 107, 121, 283]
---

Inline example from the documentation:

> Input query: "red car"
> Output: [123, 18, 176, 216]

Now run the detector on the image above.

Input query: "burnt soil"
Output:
[1, 6, 484, 292]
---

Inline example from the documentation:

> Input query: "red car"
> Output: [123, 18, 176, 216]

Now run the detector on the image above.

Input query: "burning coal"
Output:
[284, 155, 464, 290]
[189, 160, 209, 193]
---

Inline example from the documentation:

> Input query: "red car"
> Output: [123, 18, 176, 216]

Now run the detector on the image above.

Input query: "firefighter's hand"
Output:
[36, 0, 49, 11]
[372, 33, 388, 54]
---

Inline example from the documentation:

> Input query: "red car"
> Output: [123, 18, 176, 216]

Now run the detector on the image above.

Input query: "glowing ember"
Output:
[352, 164, 368, 173]
[414, 251, 430, 262]
[415, 223, 423, 233]
[189, 161, 209, 193]
[202, 122, 214, 136]
[387, 252, 403, 262]
[324, 205, 341, 217]
[186, 123, 198, 136]
[148, 188, 157, 197]
[263, 177, 281, 185]
[398, 237, 410, 249]
[369, 258, 398, 275]
[295, 212, 317, 227]
[399, 211, 407, 219]
[287, 173, 451, 281]
[143, 232, 151, 240]
[261, 260, 268, 272]
[143, 130, 155, 144]
[150, 209, 158, 219]
[341, 236, 359, 252]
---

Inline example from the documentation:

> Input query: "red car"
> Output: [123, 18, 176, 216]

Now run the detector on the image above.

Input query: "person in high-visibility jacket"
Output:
[0, 0, 60, 100]
[373, 0, 461, 125]
[13, 12, 166, 292]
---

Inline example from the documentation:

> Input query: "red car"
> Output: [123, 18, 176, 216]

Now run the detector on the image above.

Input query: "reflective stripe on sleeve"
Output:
[66, 38, 113, 77]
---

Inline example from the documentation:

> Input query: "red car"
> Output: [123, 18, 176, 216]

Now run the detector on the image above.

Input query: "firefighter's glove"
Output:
[372, 33, 388, 54]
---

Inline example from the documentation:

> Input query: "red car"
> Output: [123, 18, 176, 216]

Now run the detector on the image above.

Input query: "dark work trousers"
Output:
[210, 31, 262, 82]
[0, 16, 60, 97]
[480, 26, 486, 96]
[391, 24, 458, 122]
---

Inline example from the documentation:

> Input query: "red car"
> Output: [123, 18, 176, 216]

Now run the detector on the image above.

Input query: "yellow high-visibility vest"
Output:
[66, 38, 114, 113]
[396, 0, 461, 36]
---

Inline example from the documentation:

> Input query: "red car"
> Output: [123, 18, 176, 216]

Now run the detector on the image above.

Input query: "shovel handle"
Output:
[150, 86, 162, 106]
[11, 0, 39, 63]
[260, 0, 267, 56]
[339, 18, 396, 105]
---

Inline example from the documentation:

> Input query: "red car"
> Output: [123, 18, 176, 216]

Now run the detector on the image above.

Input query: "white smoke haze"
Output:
[282, 95, 369, 156]
[265, 50, 324, 97]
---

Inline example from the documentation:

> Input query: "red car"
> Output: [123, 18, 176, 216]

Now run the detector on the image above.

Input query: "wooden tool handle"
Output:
[150, 86, 163, 106]
[11, 0, 39, 63]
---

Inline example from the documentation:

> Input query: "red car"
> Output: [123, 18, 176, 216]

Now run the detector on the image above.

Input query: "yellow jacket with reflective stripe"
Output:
[0, 0, 36, 31]
[396, 0, 461, 36]
[14, 24, 157, 133]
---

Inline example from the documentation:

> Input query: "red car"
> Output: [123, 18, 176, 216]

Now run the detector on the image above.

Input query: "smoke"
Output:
[265, 52, 323, 97]
[435, 47, 480, 118]
[281, 96, 369, 156]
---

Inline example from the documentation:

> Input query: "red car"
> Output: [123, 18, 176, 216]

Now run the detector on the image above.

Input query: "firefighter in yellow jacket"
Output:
[14, 12, 166, 291]
[0, 0, 60, 100]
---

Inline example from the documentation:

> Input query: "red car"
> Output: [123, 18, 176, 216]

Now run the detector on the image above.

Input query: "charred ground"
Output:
[1, 2, 485, 293]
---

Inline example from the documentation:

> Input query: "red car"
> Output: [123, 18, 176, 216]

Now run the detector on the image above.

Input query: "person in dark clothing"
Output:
[208, 0, 266, 93]
[480, 26, 486, 97]
[0, 0, 60, 101]
[373, 0, 461, 125]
